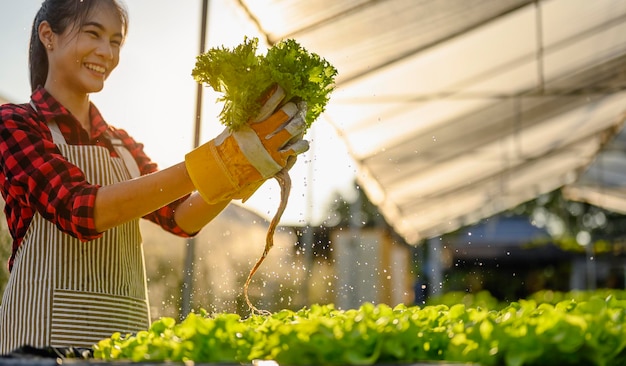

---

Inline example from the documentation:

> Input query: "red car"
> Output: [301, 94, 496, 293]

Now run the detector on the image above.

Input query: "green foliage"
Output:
[428, 289, 626, 310]
[94, 291, 626, 366]
[427, 290, 502, 310]
[528, 289, 626, 304]
[192, 37, 337, 131]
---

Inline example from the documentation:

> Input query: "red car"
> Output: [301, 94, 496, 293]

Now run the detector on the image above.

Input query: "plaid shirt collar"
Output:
[30, 86, 110, 141]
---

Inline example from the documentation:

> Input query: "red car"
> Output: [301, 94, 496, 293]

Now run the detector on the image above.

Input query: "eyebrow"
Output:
[83, 21, 124, 39]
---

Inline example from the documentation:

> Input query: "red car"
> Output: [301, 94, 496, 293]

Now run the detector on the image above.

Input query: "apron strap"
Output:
[29, 100, 66, 145]
[108, 137, 141, 179]
[47, 121, 67, 145]
[32, 100, 141, 179]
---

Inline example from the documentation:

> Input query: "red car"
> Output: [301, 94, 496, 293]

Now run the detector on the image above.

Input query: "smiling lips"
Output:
[85, 63, 106, 75]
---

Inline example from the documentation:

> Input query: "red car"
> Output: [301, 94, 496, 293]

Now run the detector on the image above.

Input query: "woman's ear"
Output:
[38, 20, 54, 51]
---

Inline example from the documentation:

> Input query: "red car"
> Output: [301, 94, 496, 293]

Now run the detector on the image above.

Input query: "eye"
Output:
[85, 29, 99, 38]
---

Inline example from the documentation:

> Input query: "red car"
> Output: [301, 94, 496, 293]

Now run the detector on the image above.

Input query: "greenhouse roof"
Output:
[239, 0, 626, 244]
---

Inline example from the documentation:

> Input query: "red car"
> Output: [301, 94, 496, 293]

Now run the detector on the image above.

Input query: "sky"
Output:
[0, 0, 358, 226]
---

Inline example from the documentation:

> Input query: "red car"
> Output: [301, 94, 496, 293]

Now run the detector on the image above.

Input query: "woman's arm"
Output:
[93, 161, 229, 235]
[174, 192, 230, 234]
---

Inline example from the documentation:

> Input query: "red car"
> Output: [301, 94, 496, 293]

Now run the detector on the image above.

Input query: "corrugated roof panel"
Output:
[541, 0, 626, 47]
[241, 0, 534, 82]
[542, 20, 626, 82]
[238, 0, 626, 243]
[362, 92, 626, 242]
[330, 5, 538, 97]
[238, 0, 372, 40]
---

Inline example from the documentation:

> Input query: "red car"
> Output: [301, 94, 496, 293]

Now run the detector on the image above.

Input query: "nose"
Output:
[96, 39, 115, 60]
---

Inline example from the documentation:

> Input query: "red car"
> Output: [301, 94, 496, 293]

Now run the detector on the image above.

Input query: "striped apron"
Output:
[0, 121, 149, 354]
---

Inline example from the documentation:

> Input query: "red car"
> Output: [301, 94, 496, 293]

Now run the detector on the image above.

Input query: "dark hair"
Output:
[29, 0, 129, 91]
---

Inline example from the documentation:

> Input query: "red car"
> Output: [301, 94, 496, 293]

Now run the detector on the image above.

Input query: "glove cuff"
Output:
[233, 180, 264, 203]
[185, 141, 238, 204]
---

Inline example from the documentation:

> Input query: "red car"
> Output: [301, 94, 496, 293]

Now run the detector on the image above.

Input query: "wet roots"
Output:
[243, 168, 291, 316]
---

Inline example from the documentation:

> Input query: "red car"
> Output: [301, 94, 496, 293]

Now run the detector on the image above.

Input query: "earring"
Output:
[46, 43, 52, 50]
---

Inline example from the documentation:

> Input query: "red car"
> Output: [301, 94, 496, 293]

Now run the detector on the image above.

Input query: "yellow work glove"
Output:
[233, 86, 302, 202]
[185, 85, 309, 204]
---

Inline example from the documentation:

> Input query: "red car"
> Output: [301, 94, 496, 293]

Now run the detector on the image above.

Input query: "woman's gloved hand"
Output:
[185, 85, 309, 204]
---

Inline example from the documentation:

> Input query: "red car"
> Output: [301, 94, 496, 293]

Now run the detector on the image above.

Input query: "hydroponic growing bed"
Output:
[91, 290, 626, 366]
[2, 291, 624, 366]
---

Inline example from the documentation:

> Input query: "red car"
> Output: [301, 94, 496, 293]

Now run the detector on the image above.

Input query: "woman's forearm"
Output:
[173, 193, 230, 234]
[93, 162, 194, 232]
[93, 161, 230, 235]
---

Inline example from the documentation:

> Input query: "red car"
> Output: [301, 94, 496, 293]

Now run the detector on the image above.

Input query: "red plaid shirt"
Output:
[0, 87, 192, 271]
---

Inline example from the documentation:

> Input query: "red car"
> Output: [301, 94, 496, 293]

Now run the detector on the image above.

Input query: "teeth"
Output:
[85, 63, 106, 74]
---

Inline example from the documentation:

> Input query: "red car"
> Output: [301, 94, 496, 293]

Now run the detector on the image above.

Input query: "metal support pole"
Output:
[427, 237, 443, 298]
[585, 241, 597, 290]
[181, 0, 210, 320]
[301, 127, 316, 305]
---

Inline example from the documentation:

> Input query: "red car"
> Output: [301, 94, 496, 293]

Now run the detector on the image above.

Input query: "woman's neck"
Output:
[44, 83, 92, 133]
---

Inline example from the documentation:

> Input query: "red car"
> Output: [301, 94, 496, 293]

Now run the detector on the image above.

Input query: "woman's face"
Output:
[45, 5, 124, 94]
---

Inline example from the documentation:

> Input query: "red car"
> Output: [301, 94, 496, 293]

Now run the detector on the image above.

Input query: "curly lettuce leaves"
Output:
[191, 37, 338, 132]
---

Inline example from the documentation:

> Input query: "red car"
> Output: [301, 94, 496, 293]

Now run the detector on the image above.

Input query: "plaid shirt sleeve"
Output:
[107, 126, 194, 238]
[0, 103, 102, 244]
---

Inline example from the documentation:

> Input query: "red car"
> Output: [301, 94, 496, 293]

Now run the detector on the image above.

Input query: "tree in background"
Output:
[322, 183, 385, 229]
[511, 188, 626, 254]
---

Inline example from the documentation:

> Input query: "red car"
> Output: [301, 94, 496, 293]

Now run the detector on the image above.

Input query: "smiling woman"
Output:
[32, 1, 127, 129]
[0, 0, 310, 354]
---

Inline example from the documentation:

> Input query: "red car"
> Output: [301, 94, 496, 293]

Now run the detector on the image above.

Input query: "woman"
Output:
[0, 0, 307, 353]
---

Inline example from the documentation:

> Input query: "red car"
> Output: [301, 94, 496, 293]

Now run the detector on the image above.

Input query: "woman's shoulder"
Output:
[106, 125, 146, 153]
[106, 124, 136, 142]
[106, 125, 157, 173]
[0, 101, 39, 125]
[0, 101, 51, 146]
[1, 101, 32, 114]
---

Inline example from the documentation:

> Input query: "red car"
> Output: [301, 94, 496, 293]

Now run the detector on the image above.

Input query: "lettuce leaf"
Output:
[191, 37, 338, 131]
